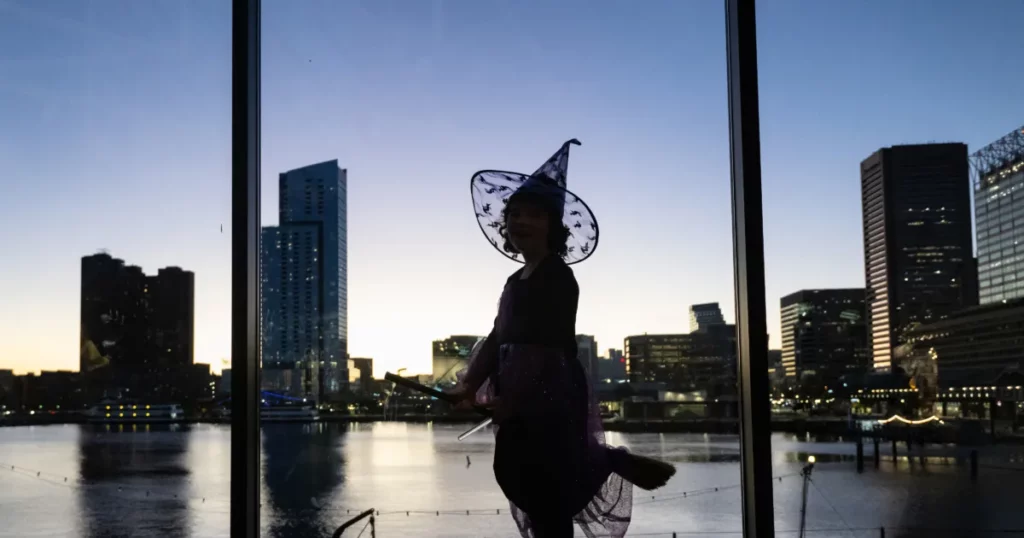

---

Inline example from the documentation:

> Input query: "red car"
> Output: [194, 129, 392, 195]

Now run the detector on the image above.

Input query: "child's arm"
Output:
[461, 324, 498, 394]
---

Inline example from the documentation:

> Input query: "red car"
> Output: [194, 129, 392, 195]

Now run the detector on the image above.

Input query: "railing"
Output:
[332, 508, 375, 538]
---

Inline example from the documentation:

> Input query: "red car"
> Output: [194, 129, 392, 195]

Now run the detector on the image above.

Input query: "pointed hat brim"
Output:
[470, 169, 599, 265]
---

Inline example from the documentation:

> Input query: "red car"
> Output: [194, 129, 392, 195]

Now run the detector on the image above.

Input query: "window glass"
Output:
[0, 1, 232, 536]
[760, 0, 1024, 534]
[260, 1, 747, 536]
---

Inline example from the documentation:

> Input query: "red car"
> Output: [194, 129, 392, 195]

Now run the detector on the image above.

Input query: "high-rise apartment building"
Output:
[861, 143, 977, 372]
[779, 289, 868, 383]
[261, 160, 348, 400]
[149, 267, 195, 369]
[80, 252, 195, 401]
[973, 126, 1024, 304]
[689, 303, 725, 333]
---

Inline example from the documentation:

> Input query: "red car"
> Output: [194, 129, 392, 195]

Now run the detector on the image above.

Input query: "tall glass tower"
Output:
[973, 127, 1024, 304]
[261, 160, 348, 400]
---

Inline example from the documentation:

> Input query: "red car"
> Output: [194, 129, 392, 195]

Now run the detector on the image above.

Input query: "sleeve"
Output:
[550, 265, 580, 361]
[461, 322, 499, 393]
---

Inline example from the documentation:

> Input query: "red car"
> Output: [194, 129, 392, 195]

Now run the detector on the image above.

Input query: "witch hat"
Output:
[470, 139, 599, 264]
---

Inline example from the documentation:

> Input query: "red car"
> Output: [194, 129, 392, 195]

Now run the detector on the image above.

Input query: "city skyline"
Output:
[3, 1, 1024, 378]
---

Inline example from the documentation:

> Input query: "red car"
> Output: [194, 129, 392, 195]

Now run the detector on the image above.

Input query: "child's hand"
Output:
[446, 386, 476, 410]
[484, 397, 505, 423]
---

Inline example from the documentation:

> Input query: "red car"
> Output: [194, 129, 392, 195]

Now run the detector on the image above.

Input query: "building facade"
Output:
[347, 358, 374, 394]
[597, 348, 627, 383]
[624, 327, 736, 397]
[779, 289, 868, 384]
[0, 369, 13, 408]
[860, 143, 978, 372]
[80, 252, 196, 403]
[689, 303, 725, 333]
[972, 127, 1024, 304]
[576, 334, 599, 381]
[901, 298, 1024, 389]
[431, 335, 483, 386]
[261, 160, 348, 400]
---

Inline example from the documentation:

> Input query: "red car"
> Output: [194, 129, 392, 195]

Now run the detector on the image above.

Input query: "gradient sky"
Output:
[1, 0, 1023, 378]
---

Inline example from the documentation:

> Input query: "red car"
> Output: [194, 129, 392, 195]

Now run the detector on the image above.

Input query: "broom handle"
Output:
[384, 372, 493, 417]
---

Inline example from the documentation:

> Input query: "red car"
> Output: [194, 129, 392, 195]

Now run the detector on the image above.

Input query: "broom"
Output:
[608, 450, 676, 491]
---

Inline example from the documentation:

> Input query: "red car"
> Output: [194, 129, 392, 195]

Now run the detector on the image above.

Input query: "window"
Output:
[0, 1, 231, 535]
[761, 0, 1023, 535]
[260, 1, 743, 537]
[20, 1, 1020, 537]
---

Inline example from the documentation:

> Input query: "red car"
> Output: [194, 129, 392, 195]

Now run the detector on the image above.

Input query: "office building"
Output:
[861, 143, 977, 372]
[9, 371, 79, 411]
[219, 368, 232, 396]
[576, 334, 599, 381]
[80, 252, 195, 402]
[767, 350, 787, 390]
[261, 160, 348, 400]
[624, 326, 736, 396]
[431, 335, 483, 385]
[901, 298, 1024, 388]
[690, 303, 725, 333]
[598, 349, 627, 383]
[973, 126, 1024, 304]
[779, 289, 868, 384]
[0, 369, 14, 408]
[348, 358, 373, 394]
[767, 350, 783, 373]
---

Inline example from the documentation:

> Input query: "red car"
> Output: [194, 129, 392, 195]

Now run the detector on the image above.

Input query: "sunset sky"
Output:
[1, 0, 1022, 377]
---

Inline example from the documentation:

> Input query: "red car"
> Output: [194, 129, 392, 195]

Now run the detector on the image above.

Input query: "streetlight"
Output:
[798, 455, 816, 538]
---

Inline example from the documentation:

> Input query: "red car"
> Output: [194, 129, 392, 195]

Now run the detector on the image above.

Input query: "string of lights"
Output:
[806, 477, 853, 535]
[0, 461, 229, 506]
[875, 414, 944, 425]
[7, 457, 1024, 537]
[634, 472, 803, 506]
[0, 460, 798, 517]
[553, 528, 1024, 537]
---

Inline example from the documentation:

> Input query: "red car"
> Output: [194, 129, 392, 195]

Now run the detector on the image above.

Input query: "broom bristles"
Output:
[611, 452, 676, 491]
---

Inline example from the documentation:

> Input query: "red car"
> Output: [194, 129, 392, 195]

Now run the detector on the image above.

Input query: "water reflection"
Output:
[76, 424, 193, 538]
[0, 425, 1017, 537]
[260, 423, 346, 538]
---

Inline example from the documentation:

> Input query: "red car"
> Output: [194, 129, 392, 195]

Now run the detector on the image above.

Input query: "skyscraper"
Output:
[576, 334, 599, 381]
[80, 252, 195, 401]
[779, 289, 868, 383]
[149, 267, 195, 369]
[861, 143, 977, 372]
[972, 126, 1024, 304]
[689, 303, 725, 332]
[261, 160, 348, 400]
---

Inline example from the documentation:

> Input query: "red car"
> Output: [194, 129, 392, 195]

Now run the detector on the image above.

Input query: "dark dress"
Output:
[461, 256, 633, 538]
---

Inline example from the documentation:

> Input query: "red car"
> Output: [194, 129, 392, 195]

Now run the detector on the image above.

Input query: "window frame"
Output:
[228, 0, 775, 536]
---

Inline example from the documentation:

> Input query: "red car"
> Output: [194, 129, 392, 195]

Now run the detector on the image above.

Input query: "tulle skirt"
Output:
[475, 343, 633, 538]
